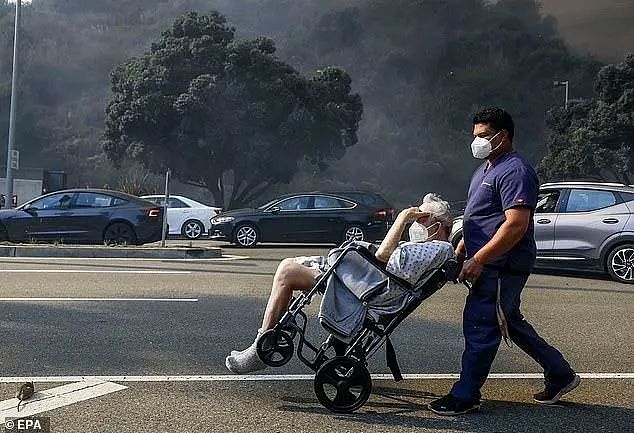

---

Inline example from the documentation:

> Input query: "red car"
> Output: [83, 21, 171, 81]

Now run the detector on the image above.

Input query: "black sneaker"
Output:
[428, 394, 480, 416]
[533, 374, 581, 404]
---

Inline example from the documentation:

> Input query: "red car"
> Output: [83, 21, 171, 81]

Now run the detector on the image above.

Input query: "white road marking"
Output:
[0, 298, 198, 302]
[0, 255, 249, 262]
[0, 379, 127, 423]
[0, 270, 191, 274]
[0, 373, 631, 383]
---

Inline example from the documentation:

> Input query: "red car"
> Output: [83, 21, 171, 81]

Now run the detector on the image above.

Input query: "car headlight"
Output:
[212, 216, 235, 224]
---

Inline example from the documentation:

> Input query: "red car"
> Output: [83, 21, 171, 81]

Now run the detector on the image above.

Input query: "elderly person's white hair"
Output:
[419, 193, 452, 230]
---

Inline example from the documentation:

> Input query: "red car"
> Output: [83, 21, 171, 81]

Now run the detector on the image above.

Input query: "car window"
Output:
[111, 197, 128, 206]
[535, 190, 561, 214]
[334, 192, 388, 208]
[278, 196, 312, 211]
[168, 198, 189, 208]
[313, 196, 354, 209]
[258, 198, 278, 209]
[620, 192, 634, 203]
[29, 193, 74, 210]
[341, 193, 374, 206]
[147, 197, 187, 208]
[74, 192, 117, 208]
[564, 189, 617, 212]
[151, 198, 167, 206]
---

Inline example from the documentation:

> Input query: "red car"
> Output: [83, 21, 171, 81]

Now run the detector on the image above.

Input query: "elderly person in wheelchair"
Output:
[226, 193, 454, 374]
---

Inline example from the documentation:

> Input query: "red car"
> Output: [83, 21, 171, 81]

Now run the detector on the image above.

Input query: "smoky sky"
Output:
[535, 0, 633, 61]
[1, 0, 632, 207]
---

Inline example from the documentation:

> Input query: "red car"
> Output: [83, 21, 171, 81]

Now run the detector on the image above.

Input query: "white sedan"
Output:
[142, 195, 222, 239]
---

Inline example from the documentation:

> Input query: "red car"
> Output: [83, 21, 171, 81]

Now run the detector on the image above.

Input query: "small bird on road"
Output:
[16, 382, 35, 412]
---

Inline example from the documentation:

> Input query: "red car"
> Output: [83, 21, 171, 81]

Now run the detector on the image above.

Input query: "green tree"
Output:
[539, 54, 634, 184]
[104, 11, 362, 207]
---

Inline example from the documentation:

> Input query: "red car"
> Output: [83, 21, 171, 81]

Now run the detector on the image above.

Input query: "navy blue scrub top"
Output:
[463, 151, 539, 272]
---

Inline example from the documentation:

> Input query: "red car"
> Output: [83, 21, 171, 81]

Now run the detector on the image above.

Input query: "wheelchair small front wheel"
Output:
[256, 329, 294, 367]
[280, 323, 297, 340]
[314, 356, 372, 413]
[279, 315, 299, 339]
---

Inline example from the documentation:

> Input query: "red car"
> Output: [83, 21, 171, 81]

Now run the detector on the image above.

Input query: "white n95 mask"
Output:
[409, 221, 440, 243]
[471, 131, 502, 159]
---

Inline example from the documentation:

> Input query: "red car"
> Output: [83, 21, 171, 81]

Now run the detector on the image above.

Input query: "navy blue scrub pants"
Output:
[450, 268, 575, 403]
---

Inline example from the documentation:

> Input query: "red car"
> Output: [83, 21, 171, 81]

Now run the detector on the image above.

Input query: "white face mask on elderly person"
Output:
[408, 220, 441, 243]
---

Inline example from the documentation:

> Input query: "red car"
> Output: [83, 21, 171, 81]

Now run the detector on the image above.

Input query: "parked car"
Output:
[0, 189, 164, 245]
[142, 195, 222, 239]
[210, 191, 395, 247]
[450, 182, 634, 284]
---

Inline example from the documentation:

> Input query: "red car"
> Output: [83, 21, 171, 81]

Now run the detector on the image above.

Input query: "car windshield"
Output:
[257, 198, 279, 209]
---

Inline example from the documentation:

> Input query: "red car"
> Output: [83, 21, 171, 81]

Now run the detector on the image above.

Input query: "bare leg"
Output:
[261, 258, 320, 330]
[226, 258, 319, 374]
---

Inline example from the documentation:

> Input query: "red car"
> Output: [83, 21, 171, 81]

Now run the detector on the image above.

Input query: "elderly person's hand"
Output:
[397, 207, 430, 224]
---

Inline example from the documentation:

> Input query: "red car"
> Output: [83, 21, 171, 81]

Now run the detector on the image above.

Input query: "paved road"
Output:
[0, 243, 632, 432]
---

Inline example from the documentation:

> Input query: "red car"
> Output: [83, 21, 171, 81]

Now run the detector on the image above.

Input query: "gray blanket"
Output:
[318, 247, 408, 343]
[318, 241, 452, 343]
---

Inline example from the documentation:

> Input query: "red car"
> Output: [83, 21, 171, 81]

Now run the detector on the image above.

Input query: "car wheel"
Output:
[606, 243, 634, 284]
[343, 225, 365, 243]
[0, 223, 8, 242]
[234, 224, 259, 247]
[103, 222, 137, 246]
[182, 219, 204, 240]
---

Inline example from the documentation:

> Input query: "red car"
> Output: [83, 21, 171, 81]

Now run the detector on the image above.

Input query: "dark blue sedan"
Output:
[0, 189, 164, 245]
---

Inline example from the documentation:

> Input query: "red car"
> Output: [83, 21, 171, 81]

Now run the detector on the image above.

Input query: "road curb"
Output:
[0, 245, 222, 259]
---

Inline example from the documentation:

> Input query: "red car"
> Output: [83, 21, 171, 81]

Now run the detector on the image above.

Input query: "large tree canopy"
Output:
[539, 54, 634, 184]
[104, 11, 362, 207]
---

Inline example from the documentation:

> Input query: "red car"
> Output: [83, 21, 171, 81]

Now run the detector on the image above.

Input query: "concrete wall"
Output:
[0, 178, 43, 206]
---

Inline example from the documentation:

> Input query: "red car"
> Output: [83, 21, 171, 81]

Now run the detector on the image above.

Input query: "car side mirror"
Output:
[269, 206, 281, 214]
[24, 206, 37, 215]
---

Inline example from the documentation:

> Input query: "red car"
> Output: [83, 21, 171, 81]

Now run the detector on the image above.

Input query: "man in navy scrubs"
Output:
[429, 108, 580, 415]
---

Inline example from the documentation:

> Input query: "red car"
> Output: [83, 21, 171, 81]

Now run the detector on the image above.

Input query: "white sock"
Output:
[225, 330, 267, 374]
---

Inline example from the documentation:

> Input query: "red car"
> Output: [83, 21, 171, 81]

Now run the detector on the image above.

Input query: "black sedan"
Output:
[0, 189, 164, 245]
[210, 192, 395, 247]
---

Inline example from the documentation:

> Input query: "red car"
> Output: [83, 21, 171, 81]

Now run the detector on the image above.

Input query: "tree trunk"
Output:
[205, 176, 224, 209]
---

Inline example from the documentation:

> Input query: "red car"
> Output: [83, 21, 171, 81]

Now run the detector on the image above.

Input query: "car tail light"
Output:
[374, 209, 387, 218]
[373, 208, 396, 221]
[148, 208, 161, 217]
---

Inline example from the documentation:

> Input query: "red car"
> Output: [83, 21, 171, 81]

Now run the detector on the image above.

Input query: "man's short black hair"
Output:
[473, 107, 514, 142]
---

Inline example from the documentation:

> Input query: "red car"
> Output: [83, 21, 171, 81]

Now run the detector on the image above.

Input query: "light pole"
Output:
[4, 0, 21, 209]
[553, 80, 569, 110]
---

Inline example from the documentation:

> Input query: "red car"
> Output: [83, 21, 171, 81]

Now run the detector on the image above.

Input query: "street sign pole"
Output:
[160, 168, 171, 247]
[4, 0, 21, 209]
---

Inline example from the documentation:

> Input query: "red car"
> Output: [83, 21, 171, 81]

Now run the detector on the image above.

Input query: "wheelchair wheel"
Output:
[279, 315, 298, 340]
[314, 356, 372, 413]
[280, 323, 297, 340]
[256, 329, 294, 367]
